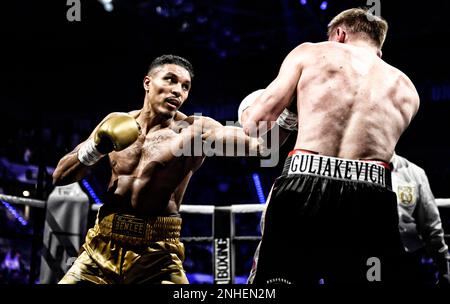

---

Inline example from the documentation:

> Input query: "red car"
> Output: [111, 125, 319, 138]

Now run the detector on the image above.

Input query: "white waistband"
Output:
[286, 152, 391, 189]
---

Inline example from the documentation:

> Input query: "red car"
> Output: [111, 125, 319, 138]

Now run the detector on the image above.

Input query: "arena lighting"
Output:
[23, 190, 30, 197]
[98, 0, 114, 12]
[251, 173, 266, 204]
[81, 179, 103, 205]
[300, 0, 307, 5]
[1, 200, 28, 226]
[320, 1, 328, 10]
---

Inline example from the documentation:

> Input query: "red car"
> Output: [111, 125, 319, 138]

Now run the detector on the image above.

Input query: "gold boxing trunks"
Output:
[59, 213, 188, 284]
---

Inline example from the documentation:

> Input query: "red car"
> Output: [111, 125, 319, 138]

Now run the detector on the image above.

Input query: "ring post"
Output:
[213, 206, 235, 284]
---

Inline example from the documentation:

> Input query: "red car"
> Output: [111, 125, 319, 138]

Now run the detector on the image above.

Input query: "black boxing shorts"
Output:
[252, 149, 405, 285]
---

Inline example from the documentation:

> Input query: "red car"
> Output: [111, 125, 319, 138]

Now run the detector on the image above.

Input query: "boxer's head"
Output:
[147, 55, 194, 80]
[327, 8, 388, 55]
[144, 55, 194, 117]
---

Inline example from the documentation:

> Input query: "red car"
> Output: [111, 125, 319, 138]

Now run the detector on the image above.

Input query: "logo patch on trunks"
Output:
[112, 214, 147, 238]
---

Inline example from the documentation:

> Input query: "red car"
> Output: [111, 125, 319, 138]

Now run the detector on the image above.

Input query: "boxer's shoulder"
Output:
[182, 115, 222, 129]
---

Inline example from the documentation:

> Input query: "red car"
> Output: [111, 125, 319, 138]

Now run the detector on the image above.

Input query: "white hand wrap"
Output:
[238, 89, 264, 125]
[276, 108, 298, 131]
[77, 138, 104, 166]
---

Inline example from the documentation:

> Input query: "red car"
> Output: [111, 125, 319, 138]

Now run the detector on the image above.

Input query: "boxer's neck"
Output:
[136, 107, 174, 134]
[347, 39, 380, 56]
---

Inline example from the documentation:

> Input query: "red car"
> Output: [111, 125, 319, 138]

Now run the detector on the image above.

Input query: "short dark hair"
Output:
[327, 8, 388, 49]
[147, 54, 194, 79]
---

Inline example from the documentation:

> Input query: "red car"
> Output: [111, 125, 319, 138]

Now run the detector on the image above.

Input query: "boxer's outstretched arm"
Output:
[242, 43, 311, 136]
[198, 117, 268, 156]
[53, 112, 140, 186]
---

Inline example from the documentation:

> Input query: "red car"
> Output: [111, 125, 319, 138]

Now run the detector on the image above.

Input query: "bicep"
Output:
[183, 116, 223, 142]
[269, 48, 304, 102]
[203, 124, 250, 149]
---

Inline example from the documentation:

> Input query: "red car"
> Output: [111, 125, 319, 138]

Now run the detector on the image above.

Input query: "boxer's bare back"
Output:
[245, 41, 420, 162]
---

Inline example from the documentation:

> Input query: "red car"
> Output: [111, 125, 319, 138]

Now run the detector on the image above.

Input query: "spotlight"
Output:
[98, 0, 114, 12]
[320, 1, 328, 10]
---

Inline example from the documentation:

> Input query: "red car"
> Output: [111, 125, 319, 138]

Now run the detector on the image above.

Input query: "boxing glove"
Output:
[78, 113, 141, 166]
[238, 89, 264, 125]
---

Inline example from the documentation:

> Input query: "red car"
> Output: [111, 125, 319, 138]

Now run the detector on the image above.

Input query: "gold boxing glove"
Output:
[78, 113, 141, 166]
[94, 113, 141, 153]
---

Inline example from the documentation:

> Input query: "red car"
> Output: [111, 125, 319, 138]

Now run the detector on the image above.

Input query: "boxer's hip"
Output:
[82, 213, 185, 280]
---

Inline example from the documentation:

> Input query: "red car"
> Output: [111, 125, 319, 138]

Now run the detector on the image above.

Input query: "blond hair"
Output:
[327, 8, 388, 49]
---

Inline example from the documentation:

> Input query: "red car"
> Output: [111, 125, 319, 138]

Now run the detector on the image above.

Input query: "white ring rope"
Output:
[437, 199, 450, 208]
[231, 204, 265, 213]
[181, 205, 215, 214]
[91, 204, 265, 214]
[181, 236, 214, 242]
[185, 204, 264, 214]
[0, 194, 46, 208]
[1, 193, 449, 210]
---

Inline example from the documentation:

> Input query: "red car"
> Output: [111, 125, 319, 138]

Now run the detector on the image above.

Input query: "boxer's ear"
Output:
[143, 75, 152, 91]
[335, 27, 347, 43]
[328, 27, 346, 43]
[377, 49, 382, 58]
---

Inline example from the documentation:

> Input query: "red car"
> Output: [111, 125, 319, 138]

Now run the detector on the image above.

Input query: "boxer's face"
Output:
[144, 64, 191, 116]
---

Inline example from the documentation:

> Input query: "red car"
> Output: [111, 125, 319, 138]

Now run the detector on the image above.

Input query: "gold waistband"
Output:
[94, 213, 182, 245]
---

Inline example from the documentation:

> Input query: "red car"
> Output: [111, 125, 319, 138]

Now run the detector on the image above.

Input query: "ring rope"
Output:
[0, 194, 46, 208]
[181, 236, 214, 242]
[1, 193, 449, 210]
[437, 199, 450, 208]
[181, 236, 262, 242]
[233, 236, 261, 241]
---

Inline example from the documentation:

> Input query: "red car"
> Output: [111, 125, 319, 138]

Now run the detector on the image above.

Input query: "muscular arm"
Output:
[242, 43, 310, 136]
[242, 106, 293, 149]
[52, 143, 92, 186]
[241, 98, 296, 149]
[52, 113, 117, 186]
[198, 117, 268, 156]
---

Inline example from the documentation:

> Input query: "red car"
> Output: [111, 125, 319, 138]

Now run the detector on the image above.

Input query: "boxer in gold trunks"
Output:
[53, 55, 265, 284]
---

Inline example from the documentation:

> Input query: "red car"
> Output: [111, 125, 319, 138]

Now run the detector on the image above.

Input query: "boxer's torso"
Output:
[107, 117, 204, 216]
[294, 41, 419, 162]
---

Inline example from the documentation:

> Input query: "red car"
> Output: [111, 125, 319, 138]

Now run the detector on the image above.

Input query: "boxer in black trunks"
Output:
[242, 8, 420, 284]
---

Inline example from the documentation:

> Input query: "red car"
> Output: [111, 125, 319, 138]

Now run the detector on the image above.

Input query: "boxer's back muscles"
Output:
[295, 42, 419, 161]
